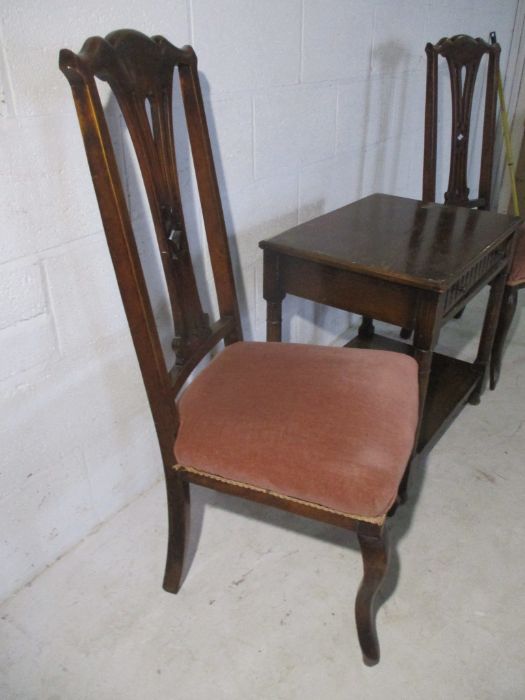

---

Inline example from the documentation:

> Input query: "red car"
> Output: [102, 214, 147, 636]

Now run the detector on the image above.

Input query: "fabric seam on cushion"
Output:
[172, 464, 387, 524]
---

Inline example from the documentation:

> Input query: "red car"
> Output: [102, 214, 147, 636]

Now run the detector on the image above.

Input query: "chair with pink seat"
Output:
[59, 28, 419, 665]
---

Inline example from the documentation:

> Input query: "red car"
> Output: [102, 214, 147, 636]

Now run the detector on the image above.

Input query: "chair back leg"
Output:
[163, 470, 190, 594]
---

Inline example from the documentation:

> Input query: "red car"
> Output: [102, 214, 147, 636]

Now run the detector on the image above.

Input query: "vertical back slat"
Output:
[178, 55, 242, 344]
[422, 44, 438, 202]
[104, 62, 210, 364]
[59, 51, 178, 463]
[478, 48, 500, 208]
[445, 56, 481, 204]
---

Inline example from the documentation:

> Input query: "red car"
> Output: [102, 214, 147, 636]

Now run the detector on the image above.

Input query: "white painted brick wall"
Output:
[302, 1, 375, 82]
[191, 0, 302, 91]
[254, 84, 338, 179]
[0, 0, 519, 602]
[0, 261, 45, 330]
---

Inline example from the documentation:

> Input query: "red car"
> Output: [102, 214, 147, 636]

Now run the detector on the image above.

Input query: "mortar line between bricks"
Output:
[40, 258, 63, 357]
[0, 230, 100, 268]
[251, 95, 256, 181]
[299, 0, 305, 84]
[0, 477, 163, 606]
[0, 22, 16, 117]
[187, 0, 194, 46]
[0, 310, 47, 334]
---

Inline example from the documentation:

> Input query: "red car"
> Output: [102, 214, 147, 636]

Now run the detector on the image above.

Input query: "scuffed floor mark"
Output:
[279, 610, 291, 626]
[230, 567, 254, 587]
[475, 469, 497, 484]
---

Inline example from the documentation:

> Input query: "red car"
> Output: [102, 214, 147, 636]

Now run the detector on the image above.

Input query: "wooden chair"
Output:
[422, 34, 499, 208]
[59, 29, 419, 665]
[420, 34, 525, 388]
[380, 34, 502, 343]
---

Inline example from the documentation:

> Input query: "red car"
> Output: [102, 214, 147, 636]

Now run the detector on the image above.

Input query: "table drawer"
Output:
[279, 255, 417, 327]
[443, 242, 509, 314]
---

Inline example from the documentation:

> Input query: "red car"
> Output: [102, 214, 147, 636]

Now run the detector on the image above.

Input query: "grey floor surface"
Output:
[2, 295, 525, 699]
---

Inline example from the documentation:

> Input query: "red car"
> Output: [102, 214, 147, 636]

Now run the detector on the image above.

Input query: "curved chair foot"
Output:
[359, 316, 375, 339]
[163, 470, 190, 594]
[355, 524, 389, 665]
[400, 327, 412, 340]
[490, 286, 517, 390]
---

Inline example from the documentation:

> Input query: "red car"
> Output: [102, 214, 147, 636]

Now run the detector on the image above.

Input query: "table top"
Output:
[259, 193, 521, 291]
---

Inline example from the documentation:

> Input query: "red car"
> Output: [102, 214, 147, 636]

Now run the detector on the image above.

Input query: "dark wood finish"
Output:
[346, 334, 480, 453]
[176, 465, 382, 532]
[59, 30, 242, 471]
[163, 470, 190, 593]
[358, 316, 375, 339]
[276, 253, 417, 328]
[423, 35, 500, 208]
[491, 284, 521, 388]
[472, 264, 509, 399]
[356, 525, 389, 666]
[400, 35, 500, 340]
[61, 29, 398, 665]
[260, 193, 519, 487]
[261, 195, 513, 290]
[490, 119, 525, 388]
[262, 248, 284, 342]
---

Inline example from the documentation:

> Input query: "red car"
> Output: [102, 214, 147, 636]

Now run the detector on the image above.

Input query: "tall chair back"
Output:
[423, 34, 500, 208]
[59, 30, 242, 465]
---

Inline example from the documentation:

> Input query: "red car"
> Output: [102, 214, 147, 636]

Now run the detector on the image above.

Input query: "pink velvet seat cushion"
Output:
[509, 224, 525, 285]
[175, 342, 419, 519]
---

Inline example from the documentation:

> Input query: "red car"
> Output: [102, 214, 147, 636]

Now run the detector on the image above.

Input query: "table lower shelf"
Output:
[345, 334, 482, 454]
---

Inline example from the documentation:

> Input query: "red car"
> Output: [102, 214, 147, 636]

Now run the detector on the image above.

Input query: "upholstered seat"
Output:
[176, 342, 419, 519]
[509, 225, 525, 285]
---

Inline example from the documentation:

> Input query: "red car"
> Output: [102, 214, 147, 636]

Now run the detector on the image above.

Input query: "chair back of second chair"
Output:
[423, 34, 500, 209]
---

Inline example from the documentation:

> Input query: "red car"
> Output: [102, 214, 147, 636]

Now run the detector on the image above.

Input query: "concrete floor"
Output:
[2, 295, 525, 700]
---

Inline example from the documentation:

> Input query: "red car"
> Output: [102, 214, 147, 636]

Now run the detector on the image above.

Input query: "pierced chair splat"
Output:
[59, 29, 419, 665]
[422, 34, 500, 209]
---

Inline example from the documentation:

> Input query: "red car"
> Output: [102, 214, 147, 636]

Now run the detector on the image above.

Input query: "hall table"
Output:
[259, 193, 521, 456]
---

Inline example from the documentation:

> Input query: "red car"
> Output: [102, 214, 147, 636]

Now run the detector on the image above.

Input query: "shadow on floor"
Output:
[179, 447, 430, 614]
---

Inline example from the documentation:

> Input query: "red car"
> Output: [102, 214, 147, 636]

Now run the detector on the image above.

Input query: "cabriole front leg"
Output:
[355, 523, 390, 665]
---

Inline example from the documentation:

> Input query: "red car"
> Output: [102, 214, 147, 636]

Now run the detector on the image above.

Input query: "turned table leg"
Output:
[490, 285, 518, 390]
[263, 249, 284, 342]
